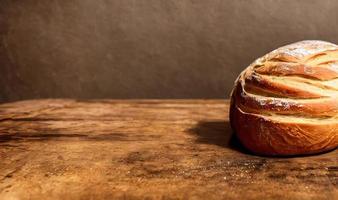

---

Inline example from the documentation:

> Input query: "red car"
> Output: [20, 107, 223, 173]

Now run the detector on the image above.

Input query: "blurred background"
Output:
[0, 0, 338, 103]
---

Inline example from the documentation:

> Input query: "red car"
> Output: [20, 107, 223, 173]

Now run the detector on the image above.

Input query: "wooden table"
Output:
[0, 99, 337, 200]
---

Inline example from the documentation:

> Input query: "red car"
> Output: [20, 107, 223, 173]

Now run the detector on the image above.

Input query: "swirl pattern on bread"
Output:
[230, 40, 338, 156]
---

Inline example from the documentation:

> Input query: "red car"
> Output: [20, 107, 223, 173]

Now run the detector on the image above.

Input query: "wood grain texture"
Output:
[0, 99, 337, 200]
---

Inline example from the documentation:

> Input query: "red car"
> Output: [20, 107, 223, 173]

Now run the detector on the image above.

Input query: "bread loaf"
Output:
[230, 40, 338, 156]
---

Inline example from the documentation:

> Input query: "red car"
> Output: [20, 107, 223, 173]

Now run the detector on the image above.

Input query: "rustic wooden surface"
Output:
[0, 99, 337, 200]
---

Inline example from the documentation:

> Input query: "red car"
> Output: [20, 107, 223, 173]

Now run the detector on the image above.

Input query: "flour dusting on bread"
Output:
[230, 40, 338, 156]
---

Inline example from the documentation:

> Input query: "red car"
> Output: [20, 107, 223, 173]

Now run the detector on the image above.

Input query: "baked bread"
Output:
[230, 40, 338, 156]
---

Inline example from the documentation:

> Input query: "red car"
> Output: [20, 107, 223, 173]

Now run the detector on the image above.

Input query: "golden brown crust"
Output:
[230, 104, 338, 156]
[255, 61, 338, 81]
[230, 40, 338, 156]
[233, 83, 338, 118]
[243, 72, 326, 98]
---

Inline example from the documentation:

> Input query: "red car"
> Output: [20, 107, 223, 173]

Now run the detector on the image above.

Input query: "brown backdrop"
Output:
[1, 0, 338, 102]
